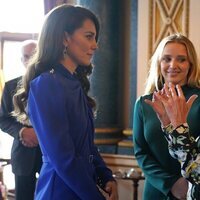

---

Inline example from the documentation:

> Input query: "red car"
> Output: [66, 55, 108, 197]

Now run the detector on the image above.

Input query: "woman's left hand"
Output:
[158, 84, 197, 128]
[104, 180, 118, 200]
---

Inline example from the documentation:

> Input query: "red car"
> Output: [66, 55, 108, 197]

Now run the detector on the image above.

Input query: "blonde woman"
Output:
[133, 33, 200, 199]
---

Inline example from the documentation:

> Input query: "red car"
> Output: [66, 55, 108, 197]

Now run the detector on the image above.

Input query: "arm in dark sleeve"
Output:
[92, 146, 115, 188]
[0, 81, 23, 139]
[133, 97, 181, 196]
[165, 123, 200, 186]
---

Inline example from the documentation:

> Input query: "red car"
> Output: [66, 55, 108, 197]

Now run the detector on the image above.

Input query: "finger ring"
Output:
[167, 92, 172, 97]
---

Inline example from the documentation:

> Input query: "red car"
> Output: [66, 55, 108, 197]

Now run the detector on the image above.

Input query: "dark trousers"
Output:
[14, 148, 42, 200]
[15, 173, 37, 200]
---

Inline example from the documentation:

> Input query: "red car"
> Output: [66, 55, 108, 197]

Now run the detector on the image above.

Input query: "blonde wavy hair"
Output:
[145, 33, 200, 95]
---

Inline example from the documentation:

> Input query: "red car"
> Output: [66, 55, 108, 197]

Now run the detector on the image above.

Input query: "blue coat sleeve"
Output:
[28, 74, 105, 200]
[92, 146, 115, 187]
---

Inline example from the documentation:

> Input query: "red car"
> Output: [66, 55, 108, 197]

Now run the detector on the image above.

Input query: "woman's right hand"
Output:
[145, 84, 198, 129]
[104, 180, 118, 200]
[170, 177, 188, 200]
[145, 89, 170, 127]
[157, 84, 197, 129]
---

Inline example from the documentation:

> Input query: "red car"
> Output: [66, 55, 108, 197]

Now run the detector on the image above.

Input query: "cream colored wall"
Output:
[189, 1, 200, 56]
[137, 0, 200, 97]
[137, 0, 149, 98]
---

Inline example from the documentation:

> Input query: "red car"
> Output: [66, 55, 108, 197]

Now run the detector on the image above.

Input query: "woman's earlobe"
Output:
[64, 32, 70, 41]
[63, 39, 68, 47]
[63, 32, 71, 47]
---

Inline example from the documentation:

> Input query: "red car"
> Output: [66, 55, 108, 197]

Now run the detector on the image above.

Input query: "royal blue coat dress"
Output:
[28, 64, 114, 200]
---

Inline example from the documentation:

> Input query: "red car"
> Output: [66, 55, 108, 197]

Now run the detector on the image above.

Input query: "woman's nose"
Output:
[169, 59, 178, 68]
[92, 41, 98, 50]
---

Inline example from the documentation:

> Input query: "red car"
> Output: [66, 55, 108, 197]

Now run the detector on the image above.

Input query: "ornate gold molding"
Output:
[95, 127, 122, 134]
[94, 127, 122, 145]
[101, 153, 140, 169]
[123, 128, 133, 136]
[118, 140, 133, 148]
[149, 0, 189, 57]
[94, 139, 121, 145]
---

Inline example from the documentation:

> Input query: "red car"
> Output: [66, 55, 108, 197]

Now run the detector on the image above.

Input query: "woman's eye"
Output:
[162, 57, 171, 62]
[177, 57, 187, 63]
[86, 35, 93, 40]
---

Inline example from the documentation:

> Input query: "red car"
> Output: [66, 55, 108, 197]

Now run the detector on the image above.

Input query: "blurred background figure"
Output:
[0, 40, 42, 200]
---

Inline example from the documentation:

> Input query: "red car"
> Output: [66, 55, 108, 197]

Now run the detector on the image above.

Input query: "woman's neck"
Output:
[60, 59, 77, 74]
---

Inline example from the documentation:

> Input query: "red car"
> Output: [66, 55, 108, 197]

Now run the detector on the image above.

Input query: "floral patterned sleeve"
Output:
[163, 123, 200, 186]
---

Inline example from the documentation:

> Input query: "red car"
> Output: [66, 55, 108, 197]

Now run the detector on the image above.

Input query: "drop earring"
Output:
[63, 45, 68, 58]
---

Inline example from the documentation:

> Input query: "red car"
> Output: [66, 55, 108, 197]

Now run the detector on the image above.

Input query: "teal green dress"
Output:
[133, 85, 200, 199]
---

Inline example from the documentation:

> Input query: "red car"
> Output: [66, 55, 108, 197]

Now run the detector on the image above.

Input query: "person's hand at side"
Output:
[104, 180, 118, 200]
[170, 177, 188, 200]
[20, 127, 39, 147]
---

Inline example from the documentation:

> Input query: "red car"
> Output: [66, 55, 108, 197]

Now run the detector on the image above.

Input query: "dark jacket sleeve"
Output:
[165, 124, 200, 186]
[0, 79, 23, 139]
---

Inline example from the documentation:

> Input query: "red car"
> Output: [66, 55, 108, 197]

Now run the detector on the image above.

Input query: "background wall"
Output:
[75, 0, 200, 156]
[137, 0, 200, 98]
[1, 1, 200, 199]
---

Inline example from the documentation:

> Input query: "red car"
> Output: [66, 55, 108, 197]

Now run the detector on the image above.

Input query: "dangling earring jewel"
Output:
[63, 46, 68, 58]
